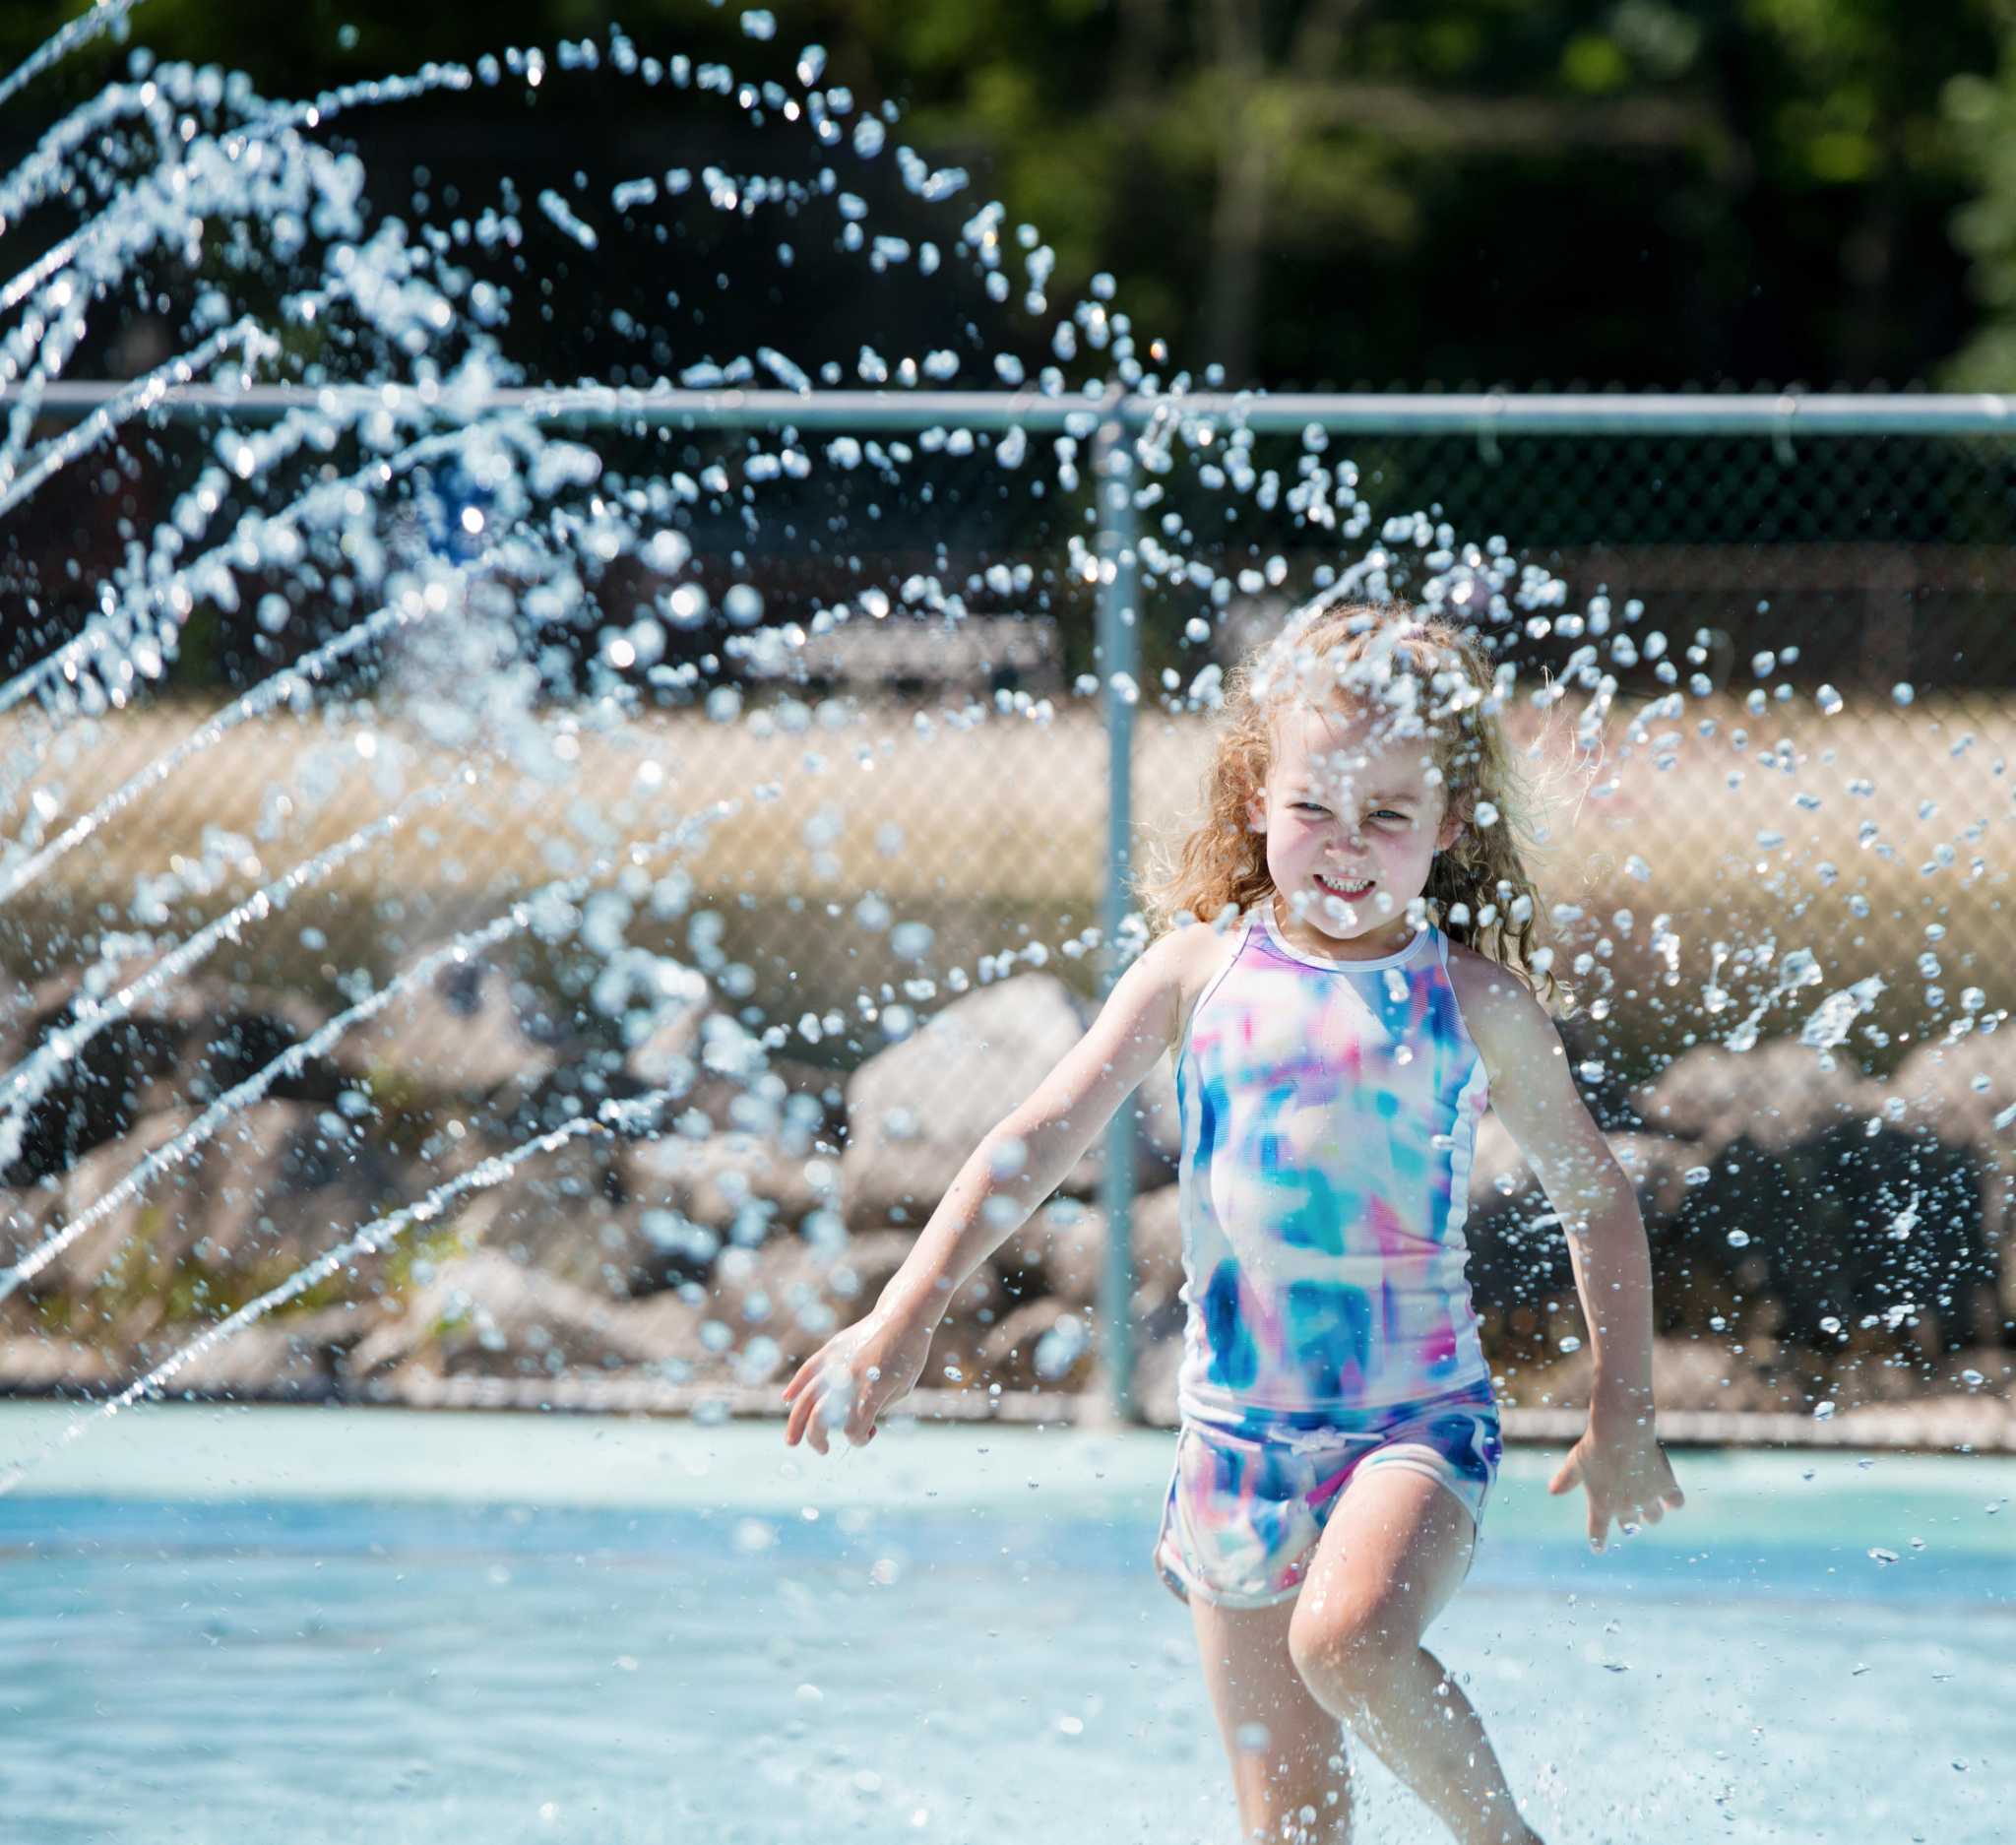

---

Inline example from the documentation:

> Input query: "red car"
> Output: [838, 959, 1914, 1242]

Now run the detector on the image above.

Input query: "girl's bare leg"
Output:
[1187, 1590, 1355, 1843]
[1286, 1466, 1543, 1845]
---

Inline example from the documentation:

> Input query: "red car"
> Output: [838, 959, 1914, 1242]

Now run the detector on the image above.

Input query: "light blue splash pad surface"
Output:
[0, 1402, 2008, 1845]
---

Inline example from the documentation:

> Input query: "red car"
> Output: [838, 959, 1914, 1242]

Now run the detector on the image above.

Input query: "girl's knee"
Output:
[1288, 1599, 1417, 1705]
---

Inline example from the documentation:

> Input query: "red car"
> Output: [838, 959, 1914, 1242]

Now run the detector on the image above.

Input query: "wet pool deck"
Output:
[264, 1373, 2016, 1454]
[6, 1393, 2016, 1511]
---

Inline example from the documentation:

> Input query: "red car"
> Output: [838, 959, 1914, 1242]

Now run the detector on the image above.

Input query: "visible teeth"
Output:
[1320, 876, 1372, 896]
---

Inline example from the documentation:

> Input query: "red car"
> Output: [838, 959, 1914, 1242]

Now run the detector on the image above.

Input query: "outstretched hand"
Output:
[780, 1306, 935, 1455]
[1548, 1415, 1684, 1553]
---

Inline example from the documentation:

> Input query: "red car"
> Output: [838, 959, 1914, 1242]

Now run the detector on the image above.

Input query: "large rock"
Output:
[610, 1227, 965, 1390]
[1604, 1130, 1700, 1234]
[1458, 1113, 1574, 1315]
[622, 968, 713, 1089]
[344, 944, 569, 1101]
[1891, 1023, 2016, 1323]
[347, 1249, 666, 1382]
[680, 1053, 850, 1154]
[0, 969, 341, 1186]
[1461, 1116, 1718, 1334]
[993, 1183, 1185, 1310]
[629, 1128, 830, 1238]
[479, 1049, 649, 1142]
[1130, 1182, 1186, 1305]
[147, 1304, 364, 1400]
[1628, 1039, 1994, 1352]
[1552, 1009, 1648, 1133]
[0, 1333, 116, 1390]
[1891, 1022, 2016, 1153]
[839, 974, 1177, 1232]
[1522, 1332, 1816, 1416]
[1130, 1327, 1185, 1425]
[977, 1297, 1097, 1392]
[3, 1100, 411, 1356]
[445, 1136, 670, 1301]
[1631, 1040, 1879, 1158]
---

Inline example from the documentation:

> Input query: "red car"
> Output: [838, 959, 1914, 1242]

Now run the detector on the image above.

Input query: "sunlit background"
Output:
[0, 5, 2008, 1842]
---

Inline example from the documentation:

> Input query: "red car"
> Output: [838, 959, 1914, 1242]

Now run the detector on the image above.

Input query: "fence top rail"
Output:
[10, 380, 2016, 437]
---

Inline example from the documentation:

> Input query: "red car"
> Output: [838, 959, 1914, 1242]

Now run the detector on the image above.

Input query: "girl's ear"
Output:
[1435, 802, 1468, 853]
[1246, 787, 1268, 834]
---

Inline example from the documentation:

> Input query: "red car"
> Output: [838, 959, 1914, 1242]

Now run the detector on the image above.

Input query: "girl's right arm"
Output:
[781, 926, 1188, 1453]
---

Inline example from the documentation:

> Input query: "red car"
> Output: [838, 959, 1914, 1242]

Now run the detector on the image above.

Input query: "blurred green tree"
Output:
[0, 0, 2000, 387]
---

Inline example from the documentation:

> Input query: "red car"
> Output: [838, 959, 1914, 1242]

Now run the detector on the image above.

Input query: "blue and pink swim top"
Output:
[1172, 901, 1495, 1426]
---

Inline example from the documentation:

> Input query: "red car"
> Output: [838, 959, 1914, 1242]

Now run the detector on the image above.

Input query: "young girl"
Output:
[783, 598, 1683, 1845]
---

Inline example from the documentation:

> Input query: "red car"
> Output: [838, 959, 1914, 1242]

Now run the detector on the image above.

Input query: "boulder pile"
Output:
[0, 954, 2006, 1425]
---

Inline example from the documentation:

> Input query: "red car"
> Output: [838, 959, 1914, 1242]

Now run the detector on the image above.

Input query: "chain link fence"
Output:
[7, 397, 2011, 1063]
[3, 393, 2013, 1426]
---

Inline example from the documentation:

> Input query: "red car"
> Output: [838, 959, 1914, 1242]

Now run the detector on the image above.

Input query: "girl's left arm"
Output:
[1452, 956, 1686, 1552]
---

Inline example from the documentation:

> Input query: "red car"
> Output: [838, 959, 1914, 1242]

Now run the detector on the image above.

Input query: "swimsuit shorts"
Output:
[1153, 1381, 1503, 1610]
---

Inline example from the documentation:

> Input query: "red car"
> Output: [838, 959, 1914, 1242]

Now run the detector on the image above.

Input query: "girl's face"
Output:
[1246, 700, 1466, 961]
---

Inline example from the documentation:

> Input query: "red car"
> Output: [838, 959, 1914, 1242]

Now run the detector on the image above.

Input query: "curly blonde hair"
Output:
[1138, 595, 1570, 1013]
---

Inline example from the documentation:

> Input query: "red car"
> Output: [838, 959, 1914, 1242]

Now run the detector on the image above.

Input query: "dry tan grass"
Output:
[2, 686, 2007, 1031]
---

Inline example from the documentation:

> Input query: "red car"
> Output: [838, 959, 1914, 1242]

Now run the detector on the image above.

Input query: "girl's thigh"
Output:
[1189, 1590, 1345, 1781]
[1290, 1463, 1478, 1664]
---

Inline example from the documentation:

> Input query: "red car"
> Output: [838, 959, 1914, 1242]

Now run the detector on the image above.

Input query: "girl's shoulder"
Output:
[1441, 935, 1538, 1005]
[1164, 910, 1254, 1058]
[1441, 938, 1553, 1081]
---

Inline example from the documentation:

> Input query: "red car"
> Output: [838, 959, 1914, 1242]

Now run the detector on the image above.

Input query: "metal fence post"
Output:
[1094, 414, 1141, 1425]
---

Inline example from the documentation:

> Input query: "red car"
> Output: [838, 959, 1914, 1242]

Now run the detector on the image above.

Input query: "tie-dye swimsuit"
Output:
[1154, 902, 1504, 1609]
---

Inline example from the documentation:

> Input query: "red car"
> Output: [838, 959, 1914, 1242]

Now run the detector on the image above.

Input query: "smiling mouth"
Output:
[1315, 873, 1375, 900]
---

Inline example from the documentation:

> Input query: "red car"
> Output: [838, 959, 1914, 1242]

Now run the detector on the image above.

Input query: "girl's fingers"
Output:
[782, 1346, 830, 1403]
[845, 1396, 879, 1446]
[789, 1376, 831, 1450]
